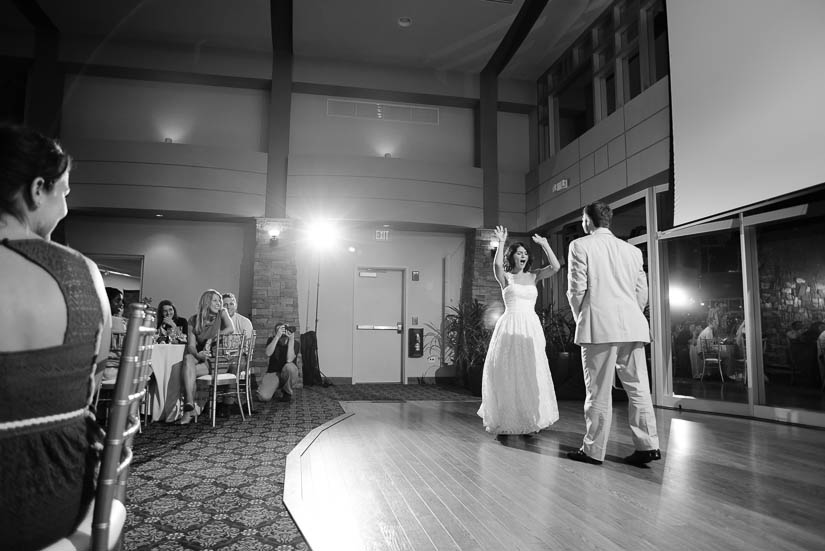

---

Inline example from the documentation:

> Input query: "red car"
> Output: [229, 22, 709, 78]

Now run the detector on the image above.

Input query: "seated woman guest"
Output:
[106, 286, 124, 317]
[178, 289, 234, 424]
[156, 299, 188, 344]
[0, 124, 112, 548]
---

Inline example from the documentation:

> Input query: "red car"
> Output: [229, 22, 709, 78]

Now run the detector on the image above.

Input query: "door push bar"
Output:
[356, 322, 403, 333]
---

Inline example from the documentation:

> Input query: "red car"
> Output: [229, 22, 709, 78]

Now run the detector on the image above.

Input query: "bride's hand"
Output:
[493, 225, 508, 243]
[532, 234, 549, 247]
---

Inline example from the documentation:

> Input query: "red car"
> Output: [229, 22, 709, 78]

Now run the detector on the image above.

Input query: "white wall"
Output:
[62, 75, 269, 150]
[295, 229, 464, 380]
[290, 93, 474, 163]
[66, 216, 247, 321]
[287, 155, 482, 227]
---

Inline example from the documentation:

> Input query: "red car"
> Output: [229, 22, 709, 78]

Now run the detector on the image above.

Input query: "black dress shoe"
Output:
[624, 449, 662, 466]
[567, 449, 603, 465]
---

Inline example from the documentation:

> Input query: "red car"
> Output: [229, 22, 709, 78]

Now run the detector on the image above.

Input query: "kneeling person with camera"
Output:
[258, 322, 301, 402]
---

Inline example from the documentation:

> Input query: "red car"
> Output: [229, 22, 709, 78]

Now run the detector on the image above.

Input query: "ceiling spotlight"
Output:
[398, 16, 412, 28]
[347, 246, 356, 253]
[155, 214, 164, 217]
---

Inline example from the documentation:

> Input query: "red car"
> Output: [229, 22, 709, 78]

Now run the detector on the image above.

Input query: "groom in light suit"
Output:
[566, 201, 661, 466]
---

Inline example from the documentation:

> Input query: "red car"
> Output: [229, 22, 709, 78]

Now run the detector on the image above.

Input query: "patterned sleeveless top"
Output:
[0, 238, 104, 549]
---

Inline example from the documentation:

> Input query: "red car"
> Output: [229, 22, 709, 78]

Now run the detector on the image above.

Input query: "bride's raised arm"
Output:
[531, 234, 561, 282]
[492, 225, 508, 289]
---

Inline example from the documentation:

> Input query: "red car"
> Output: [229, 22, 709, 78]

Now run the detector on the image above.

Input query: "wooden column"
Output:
[265, 0, 293, 218]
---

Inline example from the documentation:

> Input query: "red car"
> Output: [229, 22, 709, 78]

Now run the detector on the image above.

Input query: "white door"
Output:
[354, 269, 404, 383]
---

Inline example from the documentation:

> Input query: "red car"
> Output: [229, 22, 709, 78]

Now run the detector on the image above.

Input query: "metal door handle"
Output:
[356, 323, 404, 332]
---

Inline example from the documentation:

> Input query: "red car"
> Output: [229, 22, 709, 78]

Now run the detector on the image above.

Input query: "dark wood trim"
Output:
[483, 0, 549, 74]
[480, 69, 499, 227]
[61, 62, 271, 90]
[11, 0, 58, 33]
[291, 81, 477, 109]
[57, 63, 533, 115]
[497, 101, 533, 114]
[266, 0, 293, 218]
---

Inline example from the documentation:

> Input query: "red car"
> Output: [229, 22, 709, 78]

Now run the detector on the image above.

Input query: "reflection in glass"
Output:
[667, 229, 746, 403]
[757, 217, 825, 412]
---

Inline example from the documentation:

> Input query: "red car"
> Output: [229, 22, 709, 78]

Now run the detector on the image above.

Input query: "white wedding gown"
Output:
[477, 274, 559, 434]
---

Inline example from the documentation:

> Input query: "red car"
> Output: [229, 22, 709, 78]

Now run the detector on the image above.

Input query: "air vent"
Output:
[327, 99, 439, 125]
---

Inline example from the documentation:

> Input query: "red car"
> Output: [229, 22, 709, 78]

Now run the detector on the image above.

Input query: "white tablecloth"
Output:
[150, 344, 186, 422]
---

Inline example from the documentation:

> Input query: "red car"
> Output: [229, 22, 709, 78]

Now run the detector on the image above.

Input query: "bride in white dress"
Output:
[478, 225, 561, 436]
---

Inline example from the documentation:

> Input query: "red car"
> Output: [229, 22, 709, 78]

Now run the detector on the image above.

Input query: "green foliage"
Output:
[542, 304, 576, 356]
[442, 299, 492, 386]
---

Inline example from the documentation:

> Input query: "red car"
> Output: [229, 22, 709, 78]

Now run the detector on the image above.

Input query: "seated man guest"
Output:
[156, 299, 188, 344]
[223, 292, 253, 337]
[214, 292, 253, 416]
[258, 323, 301, 402]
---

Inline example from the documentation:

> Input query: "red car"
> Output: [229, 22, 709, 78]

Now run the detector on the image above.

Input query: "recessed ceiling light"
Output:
[383, 224, 391, 228]
[398, 16, 412, 28]
[155, 214, 163, 217]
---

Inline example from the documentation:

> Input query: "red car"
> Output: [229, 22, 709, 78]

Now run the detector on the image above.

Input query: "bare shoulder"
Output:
[0, 245, 67, 351]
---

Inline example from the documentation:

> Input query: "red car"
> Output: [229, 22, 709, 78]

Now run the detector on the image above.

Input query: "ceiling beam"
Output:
[483, 0, 549, 76]
[271, 0, 293, 54]
[266, 0, 294, 218]
[11, 0, 58, 33]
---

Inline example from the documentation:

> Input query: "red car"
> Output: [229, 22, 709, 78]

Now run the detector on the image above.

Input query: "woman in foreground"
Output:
[0, 124, 111, 548]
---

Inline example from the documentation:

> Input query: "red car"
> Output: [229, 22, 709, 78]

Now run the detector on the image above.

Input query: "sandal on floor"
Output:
[178, 403, 198, 425]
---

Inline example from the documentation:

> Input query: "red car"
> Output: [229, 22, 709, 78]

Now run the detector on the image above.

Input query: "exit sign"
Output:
[375, 230, 390, 241]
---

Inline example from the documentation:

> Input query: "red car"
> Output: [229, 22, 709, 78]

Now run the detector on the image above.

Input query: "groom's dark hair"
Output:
[504, 242, 533, 273]
[584, 201, 612, 228]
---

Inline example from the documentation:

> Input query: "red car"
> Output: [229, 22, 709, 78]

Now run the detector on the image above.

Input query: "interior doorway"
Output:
[353, 268, 404, 383]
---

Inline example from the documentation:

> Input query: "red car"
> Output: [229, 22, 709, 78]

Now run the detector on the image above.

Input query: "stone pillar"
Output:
[461, 228, 504, 327]
[251, 218, 302, 387]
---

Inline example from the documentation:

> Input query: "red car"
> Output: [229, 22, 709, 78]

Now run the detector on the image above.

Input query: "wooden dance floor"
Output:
[284, 399, 825, 551]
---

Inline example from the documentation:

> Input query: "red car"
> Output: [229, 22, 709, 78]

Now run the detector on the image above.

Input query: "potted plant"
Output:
[542, 305, 578, 385]
[442, 299, 491, 396]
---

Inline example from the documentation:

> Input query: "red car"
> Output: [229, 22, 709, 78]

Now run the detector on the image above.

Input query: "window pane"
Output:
[612, 198, 646, 239]
[758, 216, 825, 412]
[627, 51, 641, 100]
[651, 2, 669, 81]
[605, 72, 616, 115]
[668, 229, 747, 404]
[557, 65, 594, 149]
[620, 22, 639, 49]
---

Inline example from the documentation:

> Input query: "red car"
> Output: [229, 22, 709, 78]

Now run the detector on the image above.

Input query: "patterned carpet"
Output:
[124, 383, 477, 550]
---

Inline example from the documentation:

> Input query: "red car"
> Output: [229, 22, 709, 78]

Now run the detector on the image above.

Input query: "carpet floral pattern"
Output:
[124, 383, 476, 550]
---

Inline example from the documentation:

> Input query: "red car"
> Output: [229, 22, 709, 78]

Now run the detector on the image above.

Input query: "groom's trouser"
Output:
[580, 342, 659, 461]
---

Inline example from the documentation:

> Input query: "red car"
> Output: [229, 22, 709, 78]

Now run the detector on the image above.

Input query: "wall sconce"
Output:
[269, 227, 281, 246]
[489, 241, 498, 258]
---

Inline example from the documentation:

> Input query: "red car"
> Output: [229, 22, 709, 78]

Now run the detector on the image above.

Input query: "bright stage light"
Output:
[306, 219, 339, 251]
[669, 286, 690, 308]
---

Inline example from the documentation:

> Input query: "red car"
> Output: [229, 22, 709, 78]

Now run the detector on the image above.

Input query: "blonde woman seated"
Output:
[178, 289, 234, 424]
